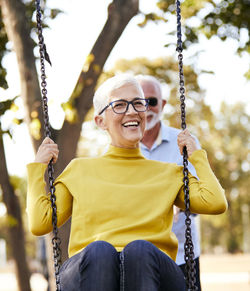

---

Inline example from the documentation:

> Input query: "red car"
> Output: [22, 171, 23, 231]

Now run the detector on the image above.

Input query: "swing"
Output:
[35, 1, 197, 290]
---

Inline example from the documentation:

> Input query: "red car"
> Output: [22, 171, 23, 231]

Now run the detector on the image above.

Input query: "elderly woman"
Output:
[27, 74, 227, 291]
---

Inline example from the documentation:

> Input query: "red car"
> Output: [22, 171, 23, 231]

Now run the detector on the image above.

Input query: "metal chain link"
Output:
[35, 1, 196, 290]
[176, 1, 197, 290]
[35, 1, 61, 290]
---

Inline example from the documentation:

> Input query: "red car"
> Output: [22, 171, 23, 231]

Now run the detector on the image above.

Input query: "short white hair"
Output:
[93, 74, 144, 117]
[135, 74, 163, 98]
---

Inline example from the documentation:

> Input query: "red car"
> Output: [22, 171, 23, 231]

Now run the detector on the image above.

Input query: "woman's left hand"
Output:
[177, 129, 198, 157]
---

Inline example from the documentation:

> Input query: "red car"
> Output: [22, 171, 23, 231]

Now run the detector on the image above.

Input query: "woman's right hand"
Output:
[34, 137, 59, 165]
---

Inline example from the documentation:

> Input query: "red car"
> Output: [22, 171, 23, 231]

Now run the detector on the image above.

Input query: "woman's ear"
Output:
[95, 115, 107, 130]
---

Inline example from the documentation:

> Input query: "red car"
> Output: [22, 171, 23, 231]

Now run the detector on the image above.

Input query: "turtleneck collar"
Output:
[104, 145, 145, 159]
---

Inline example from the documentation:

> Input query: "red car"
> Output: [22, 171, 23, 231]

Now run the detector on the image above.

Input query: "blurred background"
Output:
[0, 0, 249, 290]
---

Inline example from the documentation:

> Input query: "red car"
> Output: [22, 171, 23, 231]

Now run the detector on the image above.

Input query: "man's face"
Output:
[139, 81, 166, 130]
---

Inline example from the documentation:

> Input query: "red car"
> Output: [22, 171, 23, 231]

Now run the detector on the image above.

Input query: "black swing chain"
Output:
[176, 1, 197, 290]
[35, 1, 61, 290]
[35, 1, 196, 290]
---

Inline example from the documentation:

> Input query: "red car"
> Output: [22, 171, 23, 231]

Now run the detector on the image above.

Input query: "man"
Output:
[137, 75, 202, 290]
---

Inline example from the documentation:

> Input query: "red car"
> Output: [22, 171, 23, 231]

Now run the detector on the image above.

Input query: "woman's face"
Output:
[96, 83, 147, 149]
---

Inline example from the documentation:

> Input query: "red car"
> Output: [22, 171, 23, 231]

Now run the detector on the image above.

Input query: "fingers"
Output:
[34, 137, 59, 164]
[177, 129, 198, 157]
[42, 144, 59, 163]
[42, 137, 55, 145]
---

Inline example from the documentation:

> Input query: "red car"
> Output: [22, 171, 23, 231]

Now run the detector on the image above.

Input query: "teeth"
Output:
[123, 121, 139, 127]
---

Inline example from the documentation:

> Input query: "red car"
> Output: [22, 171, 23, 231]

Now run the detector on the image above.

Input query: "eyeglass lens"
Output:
[148, 97, 158, 107]
[112, 99, 148, 114]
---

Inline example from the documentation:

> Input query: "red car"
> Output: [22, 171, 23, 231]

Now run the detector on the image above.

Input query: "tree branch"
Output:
[56, 0, 139, 171]
[0, 0, 44, 151]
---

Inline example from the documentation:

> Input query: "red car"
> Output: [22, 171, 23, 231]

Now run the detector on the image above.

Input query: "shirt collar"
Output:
[140, 121, 170, 151]
[104, 144, 145, 159]
[158, 121, 170, 143]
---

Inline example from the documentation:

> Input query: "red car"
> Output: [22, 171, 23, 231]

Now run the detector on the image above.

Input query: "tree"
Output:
[0, 98, 32, 291]
[1, 0, 249, 289]
[200, 102, 250, 253]
[141, 1, 250, 78]
[144, 0, 250, 52]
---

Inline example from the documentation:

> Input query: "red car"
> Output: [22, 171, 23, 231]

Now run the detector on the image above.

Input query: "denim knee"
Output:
[60, 241, 120, 291]
[85, 240, 116, 254]
[83, 240, 118, 264]
[123, 240, 158, 260]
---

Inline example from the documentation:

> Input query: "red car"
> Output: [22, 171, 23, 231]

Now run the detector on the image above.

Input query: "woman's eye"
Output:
[114, 102, 126, 108]
[134, 101, 144, 106]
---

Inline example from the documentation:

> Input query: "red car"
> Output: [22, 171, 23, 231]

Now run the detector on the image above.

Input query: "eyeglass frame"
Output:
[98, 98, 149, 115]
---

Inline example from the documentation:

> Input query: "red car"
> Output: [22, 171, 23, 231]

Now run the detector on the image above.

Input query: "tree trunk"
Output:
[0, 0, 44, 290]
[0, 0, 44, 151]
[57, 0, 139, 172]
[0, 136, 31, 291]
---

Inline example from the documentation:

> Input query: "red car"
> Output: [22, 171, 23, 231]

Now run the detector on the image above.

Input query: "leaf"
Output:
[29, 118, 41, 140]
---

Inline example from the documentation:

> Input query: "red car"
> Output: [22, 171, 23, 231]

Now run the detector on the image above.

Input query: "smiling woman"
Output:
[26, 74, 227, 291]
[94, 74, 148, 149]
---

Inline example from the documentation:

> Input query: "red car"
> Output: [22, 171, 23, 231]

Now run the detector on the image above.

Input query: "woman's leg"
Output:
[120, 240, 186, 291]
[59, 240, 120, 291]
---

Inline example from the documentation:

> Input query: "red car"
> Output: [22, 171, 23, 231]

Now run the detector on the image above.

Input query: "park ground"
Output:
[0, 253, 249, 291]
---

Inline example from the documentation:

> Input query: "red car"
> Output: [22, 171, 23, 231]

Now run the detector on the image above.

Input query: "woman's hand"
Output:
[177, 129, 198, 157]
[34, 137, 59, 164]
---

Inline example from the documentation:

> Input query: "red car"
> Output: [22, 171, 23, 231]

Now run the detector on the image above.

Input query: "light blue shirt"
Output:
[140, 122, 201, 265]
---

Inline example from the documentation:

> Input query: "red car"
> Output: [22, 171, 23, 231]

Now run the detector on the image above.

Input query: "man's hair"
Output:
[135, 75, 162, 98]
[93, 74, 144, 117]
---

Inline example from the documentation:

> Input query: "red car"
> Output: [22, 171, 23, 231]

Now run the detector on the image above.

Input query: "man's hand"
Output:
[173, 206, 180, 223]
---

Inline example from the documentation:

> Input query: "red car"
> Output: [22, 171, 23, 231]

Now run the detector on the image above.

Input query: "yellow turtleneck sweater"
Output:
[26, 146, 227, 260]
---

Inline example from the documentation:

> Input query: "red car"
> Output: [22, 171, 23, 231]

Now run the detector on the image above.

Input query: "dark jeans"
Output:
[59, 240, 186, 291]
[179, 257, 201, 291]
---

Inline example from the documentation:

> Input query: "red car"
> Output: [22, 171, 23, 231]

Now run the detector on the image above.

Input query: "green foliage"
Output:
[0, 175, 36, 259]
[141, 0, 250, 53]
[0, 96, 23, 138]
[0, 97, 14, 115]
[157, 0, 209, 18]
[200, 0, 250, 52]
[138, 12, 167, 27]
[0, 9, 8, 90]
[199, 102, 250, 253]
[244, 66, 250, 79]
[0, 0, 62, 91]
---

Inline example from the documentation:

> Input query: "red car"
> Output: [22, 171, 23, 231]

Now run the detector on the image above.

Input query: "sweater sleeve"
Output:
[26, 162, 73, 236]
[174, 150, 228, 214]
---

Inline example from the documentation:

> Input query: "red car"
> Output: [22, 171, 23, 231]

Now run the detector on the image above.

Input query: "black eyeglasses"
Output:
[99, 98, 149, 115]
[147, 97, 158, 107]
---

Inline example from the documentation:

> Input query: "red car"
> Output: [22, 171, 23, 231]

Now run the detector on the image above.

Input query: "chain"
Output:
[176, 1, 197, 290]
[35, 1, 61, 290]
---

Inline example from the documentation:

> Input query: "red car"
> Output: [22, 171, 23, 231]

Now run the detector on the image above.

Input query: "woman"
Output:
[27, 74, 227, 291]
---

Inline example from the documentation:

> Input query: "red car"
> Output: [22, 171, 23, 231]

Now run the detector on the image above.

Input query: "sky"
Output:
[0, 0, 250, 177]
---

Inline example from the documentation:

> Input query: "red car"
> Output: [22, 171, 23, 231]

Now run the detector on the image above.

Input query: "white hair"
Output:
[135, 74, 163, 98]
[93, 74, 144, 117]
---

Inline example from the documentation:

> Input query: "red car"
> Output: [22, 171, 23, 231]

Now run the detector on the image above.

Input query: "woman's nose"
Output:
[126, 103, 137, 114]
